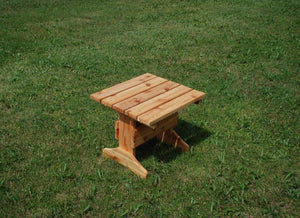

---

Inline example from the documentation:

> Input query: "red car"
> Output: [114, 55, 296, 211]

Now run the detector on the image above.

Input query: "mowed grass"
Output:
[0, 0, 299, 216]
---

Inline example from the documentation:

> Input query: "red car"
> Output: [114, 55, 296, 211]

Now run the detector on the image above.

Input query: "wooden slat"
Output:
[125, 85, 192, 120]
[113, 81, 180, 113]
[101, 77, 167, 108]
[137, 90, 206, 126]
[90, 73, 156, 103]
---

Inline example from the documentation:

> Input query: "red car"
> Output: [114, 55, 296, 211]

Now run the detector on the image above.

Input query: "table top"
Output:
[91, 73, 206, 127]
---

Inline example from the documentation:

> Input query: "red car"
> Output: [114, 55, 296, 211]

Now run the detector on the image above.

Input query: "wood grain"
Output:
[125, 85, 192, 120]
[101, 77, 167, 107]
[133, 113, 178, 147]
[103, 147, 148, 178]
[90, 73, 156, 103]
[113, 81, 180, 113]
[117, 113, 136, 154]
[137, 89, 206, 126]
[157, 129, 190, 151]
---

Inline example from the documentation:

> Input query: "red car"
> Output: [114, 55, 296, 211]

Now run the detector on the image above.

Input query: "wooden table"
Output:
[90, 73, 206, 178]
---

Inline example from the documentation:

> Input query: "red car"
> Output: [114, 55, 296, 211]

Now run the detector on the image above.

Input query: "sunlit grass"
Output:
[0, 0, 299, 216]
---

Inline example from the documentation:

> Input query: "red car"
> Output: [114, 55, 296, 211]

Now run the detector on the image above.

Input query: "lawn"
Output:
[0, 0, 299, 216]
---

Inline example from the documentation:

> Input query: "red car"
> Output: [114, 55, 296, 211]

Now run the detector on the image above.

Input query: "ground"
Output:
[0, 0, 299, 216]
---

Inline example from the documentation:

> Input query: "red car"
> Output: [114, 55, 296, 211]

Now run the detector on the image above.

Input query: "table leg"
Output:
[103, 113, 189, 178]
[157, 129, 190, 151]
[103, 113, 148, 178]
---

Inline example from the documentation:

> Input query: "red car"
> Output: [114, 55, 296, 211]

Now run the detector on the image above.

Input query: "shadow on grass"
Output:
[136, 120, 211, 163]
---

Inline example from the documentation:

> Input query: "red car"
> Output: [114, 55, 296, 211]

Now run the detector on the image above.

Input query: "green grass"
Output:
[1, 0, 299, 216]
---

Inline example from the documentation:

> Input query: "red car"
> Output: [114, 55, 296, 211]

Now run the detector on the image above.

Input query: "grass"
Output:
[0, 0, 299, 216]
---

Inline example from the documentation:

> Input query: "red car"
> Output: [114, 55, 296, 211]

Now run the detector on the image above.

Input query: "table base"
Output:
[102, 113, 190, 178]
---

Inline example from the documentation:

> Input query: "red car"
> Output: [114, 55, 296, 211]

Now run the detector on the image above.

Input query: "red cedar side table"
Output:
[90, 73, 206, 178]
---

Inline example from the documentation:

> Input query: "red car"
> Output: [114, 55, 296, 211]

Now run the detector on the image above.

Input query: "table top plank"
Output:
[101, 77, 167, 108]
[125, 85, 192, 120]
[90, 73, 156, 103]
[91, 73, 206, 127]
[137, 89, 206, 126]
[113, 81, 180, 113]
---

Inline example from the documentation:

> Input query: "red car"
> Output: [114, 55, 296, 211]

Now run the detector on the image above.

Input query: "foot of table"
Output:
[103, 147, 148, 178]
[157, 129, 190, 151]
[103, 113, 149, 178]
